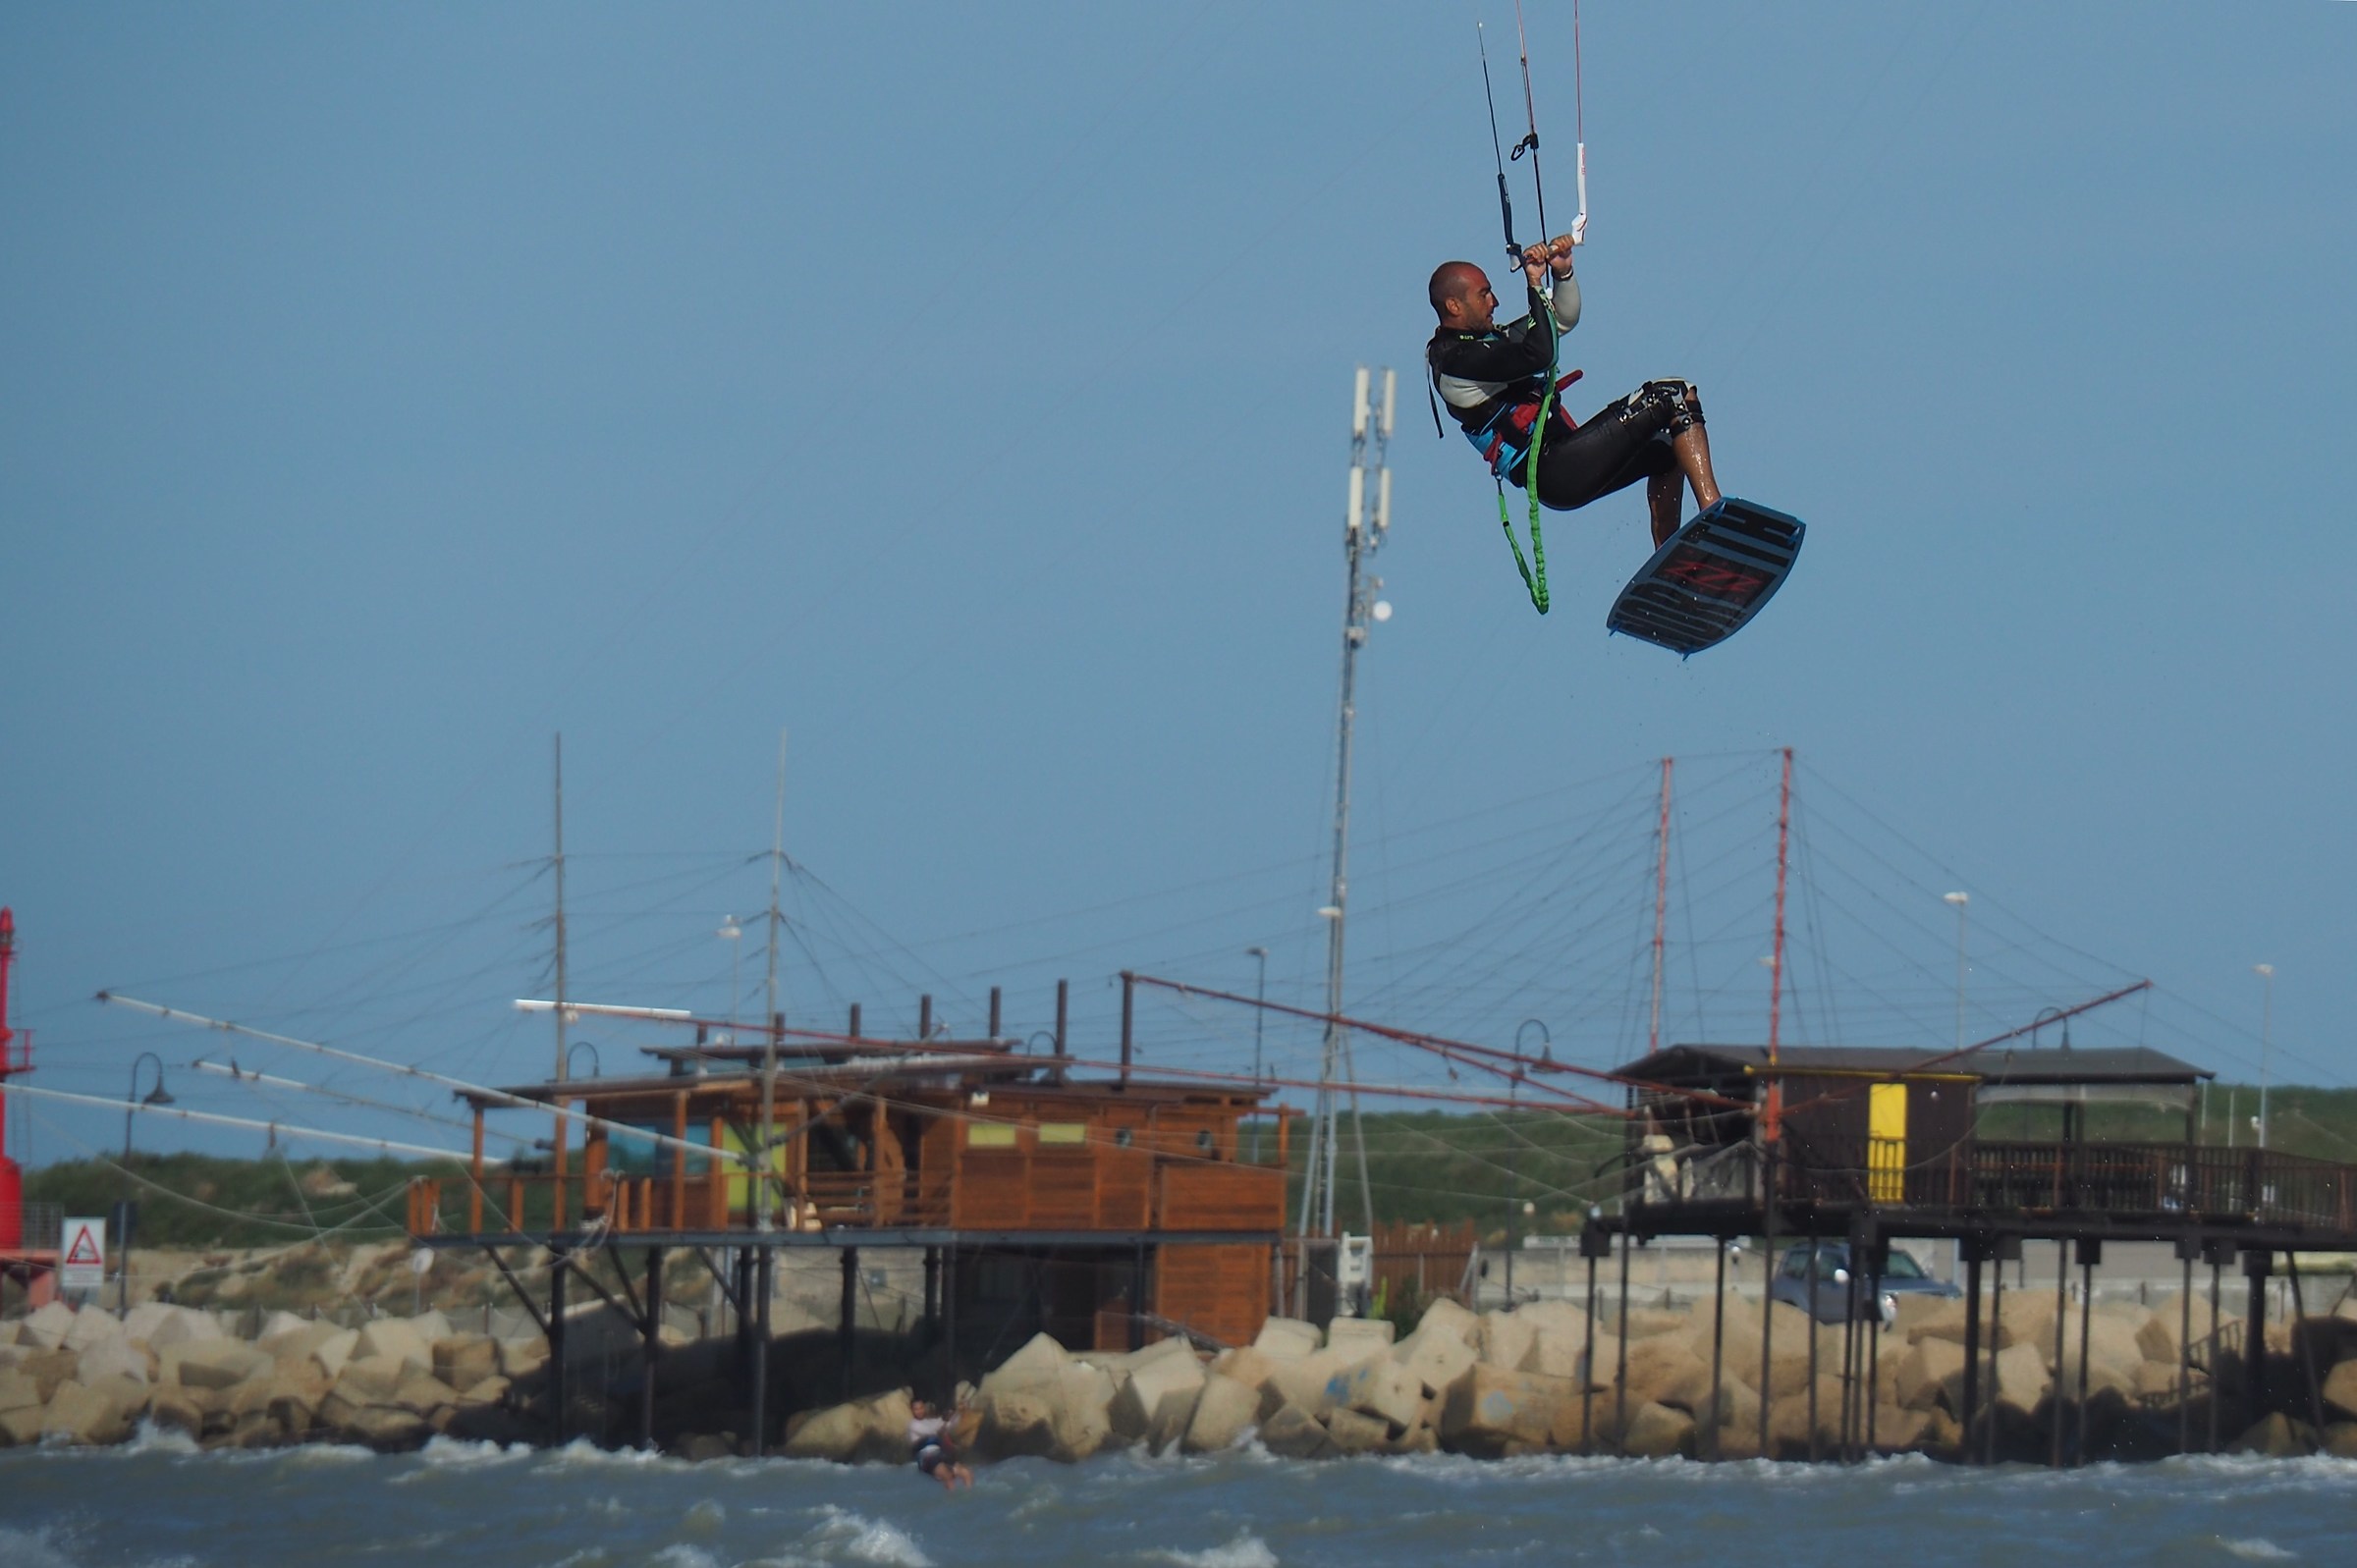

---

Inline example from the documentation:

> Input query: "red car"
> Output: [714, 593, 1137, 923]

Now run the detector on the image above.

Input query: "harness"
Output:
[1433, 311, 1582, 616]
[1462, 368, 1584, 479]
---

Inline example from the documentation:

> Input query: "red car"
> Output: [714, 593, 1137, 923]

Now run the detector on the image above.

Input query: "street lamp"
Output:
[716, 916, 743, 1038]
[1246, 946, 1270, 1161]
[2254, 964, 2275, 1151]
[1507, 1020, 1550, 1306]
[1943, 893, 1970, 1053]
[124, 1053, 173, 1162]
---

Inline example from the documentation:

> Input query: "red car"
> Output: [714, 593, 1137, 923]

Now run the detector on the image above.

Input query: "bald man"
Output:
[1428, 239, 1723, 548]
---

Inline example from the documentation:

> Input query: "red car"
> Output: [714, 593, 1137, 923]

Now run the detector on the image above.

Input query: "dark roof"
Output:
[1616, 1043, 2210, 1088]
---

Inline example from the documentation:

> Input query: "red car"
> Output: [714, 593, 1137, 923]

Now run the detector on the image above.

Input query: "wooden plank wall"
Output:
[1154, 1242, 1271, 1348]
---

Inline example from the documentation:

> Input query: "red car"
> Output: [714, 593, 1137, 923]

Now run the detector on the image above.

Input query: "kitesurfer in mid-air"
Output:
[1428, 236, 1723, 549]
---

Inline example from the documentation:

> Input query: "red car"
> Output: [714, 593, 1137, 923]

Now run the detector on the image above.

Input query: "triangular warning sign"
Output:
[64, 1225, 103, 1265]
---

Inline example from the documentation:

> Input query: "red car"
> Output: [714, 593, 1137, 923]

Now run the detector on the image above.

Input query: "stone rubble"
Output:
[0, 1283, 2346, 1467]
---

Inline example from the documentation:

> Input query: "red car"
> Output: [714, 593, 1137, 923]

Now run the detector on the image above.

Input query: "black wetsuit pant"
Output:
[1513, 383, 1690, 514]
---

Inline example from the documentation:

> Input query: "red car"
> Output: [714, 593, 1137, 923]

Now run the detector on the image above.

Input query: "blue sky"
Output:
[3, 3, 2353, 1164]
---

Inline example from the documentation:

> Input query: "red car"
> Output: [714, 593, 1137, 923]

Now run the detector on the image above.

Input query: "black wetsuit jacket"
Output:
[1426, 280, 1580, 449]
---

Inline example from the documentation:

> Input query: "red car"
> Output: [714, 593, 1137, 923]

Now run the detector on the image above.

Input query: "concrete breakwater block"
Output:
[1439, 1365, 1576, 1457]
[167, 1340, 271, 1391]
[782, 1387, 913, 1463]
[1181, 1373, 1261, 1454]
[1325, 1316, 1396, 1353]
[1253, 1318, 1322, 1361]
[1109, 1339, 1206, 1451]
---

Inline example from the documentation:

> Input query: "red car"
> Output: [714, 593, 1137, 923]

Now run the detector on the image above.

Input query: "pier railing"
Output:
[405, 1152, 1284, 1239]
[1750, 1137, 2357, 1230]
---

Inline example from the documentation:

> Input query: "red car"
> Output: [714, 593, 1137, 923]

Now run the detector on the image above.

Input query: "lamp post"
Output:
[1943, 892, 1971, 1053]
[121, 1054, 172, 1313]
[2254, 964, 2275, 1151]
[124, 1053, 173, 1162]
[1247, 946, 1270, 1161]
[1508, 1020, 1551, 1307]
[717, 916, 743, 1039]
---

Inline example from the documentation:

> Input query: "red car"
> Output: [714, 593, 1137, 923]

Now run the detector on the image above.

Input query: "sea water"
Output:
[0, 1429, 2345, 1567]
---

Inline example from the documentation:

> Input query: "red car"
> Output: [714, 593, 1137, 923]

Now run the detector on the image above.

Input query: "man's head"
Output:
[911, 1399, 934, 1418]
[1429, 261, 1499, 331]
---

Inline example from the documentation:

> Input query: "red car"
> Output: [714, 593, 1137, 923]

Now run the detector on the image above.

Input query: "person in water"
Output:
[907, 1397, 973, 1491]
[1427, 236, 1725, 548]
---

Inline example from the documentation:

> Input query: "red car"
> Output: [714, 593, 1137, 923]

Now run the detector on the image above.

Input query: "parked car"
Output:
[1769, 1241, 1960, 1326]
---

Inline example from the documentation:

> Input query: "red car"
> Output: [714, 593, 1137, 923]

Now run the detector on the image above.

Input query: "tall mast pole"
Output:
[1764, 747, 1792, 1146]
[1648, 757, 1673, 1057]
[757, 731, 787, 1232]
[553, 734, 568, 1084]
[1304, 365, 1393, 1243]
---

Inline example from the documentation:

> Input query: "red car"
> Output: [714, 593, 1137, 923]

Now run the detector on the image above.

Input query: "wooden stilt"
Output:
[640, 1247, 665, 1452]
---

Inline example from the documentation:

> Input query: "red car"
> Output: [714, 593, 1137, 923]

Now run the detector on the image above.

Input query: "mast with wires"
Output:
[1764, 747, 1793, 1146]
[757, 730, 788, 1233]
[552, 734, 569, 1085]
[1649, 758, 1672, 1057]
[1300, 367, 1393, 1249]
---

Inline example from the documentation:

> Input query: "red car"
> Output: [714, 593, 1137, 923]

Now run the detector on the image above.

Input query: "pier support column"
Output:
[549, 1260, 569, 1447]
[1985, 1233, 2018, 1466]
[1805, 1224, 1821, 1464]
[747, 1244, 773, 1456]
[922, 1245, 940, 1339]
[2051, 1239, 2070, 1469]
[1959, 1238, 1985, 1464]
[840, 1246, 859, 1400]
[2288, 1252, 2327, 1436]
[1708, 1235, 1727, 1463]
[640, 1247, 665, 1452]
[1864, 1233, 1885, 1454]
[2074, 1238, 2100, 1464]
[1614, 1223, 1633, 1454]
[734, 1249, 753, 1366]
[2173, 1234, 2198, 1456]
[2206, 1240, 2228, 1452]
[2243, 1247, 2272, 1427]
[1838, 1252, 1859, 1463]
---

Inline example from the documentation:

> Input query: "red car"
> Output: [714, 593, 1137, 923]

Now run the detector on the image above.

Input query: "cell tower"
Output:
[1298, 367, 1393, 1247]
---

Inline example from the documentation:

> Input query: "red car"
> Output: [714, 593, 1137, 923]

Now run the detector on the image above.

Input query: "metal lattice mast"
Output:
[1303, 366, 1394, 1242]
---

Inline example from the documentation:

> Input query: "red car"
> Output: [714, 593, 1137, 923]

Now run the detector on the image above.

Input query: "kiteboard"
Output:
[1605, 498, 1804, 656]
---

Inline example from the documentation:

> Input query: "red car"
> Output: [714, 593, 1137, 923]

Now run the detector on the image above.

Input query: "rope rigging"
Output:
[1460, 0, 1587, 615]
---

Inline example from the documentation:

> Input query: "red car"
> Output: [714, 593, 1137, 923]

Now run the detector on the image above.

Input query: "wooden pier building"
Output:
[1586, 1040, 2357, 1463]
[404, 1002, 1286, 1448]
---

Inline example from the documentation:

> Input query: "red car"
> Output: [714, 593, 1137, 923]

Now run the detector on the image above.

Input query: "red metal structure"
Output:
[0, 907, 24, 1250]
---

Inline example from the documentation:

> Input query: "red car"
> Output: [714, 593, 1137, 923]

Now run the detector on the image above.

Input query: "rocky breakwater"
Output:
[780, 1288, 2357, 1467]
[0, 1299, 544, 1452]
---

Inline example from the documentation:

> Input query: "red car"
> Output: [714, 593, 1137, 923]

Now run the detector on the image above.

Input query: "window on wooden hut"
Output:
[1037, 1123, 1086, 1146]
[968, 1124, 1018, 1148]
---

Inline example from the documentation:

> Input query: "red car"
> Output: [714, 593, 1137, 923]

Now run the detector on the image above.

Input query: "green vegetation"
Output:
[23, 1152, 461, 1249]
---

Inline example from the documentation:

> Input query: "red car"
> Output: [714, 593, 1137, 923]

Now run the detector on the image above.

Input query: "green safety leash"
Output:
[1496, 298, 1561, 616]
